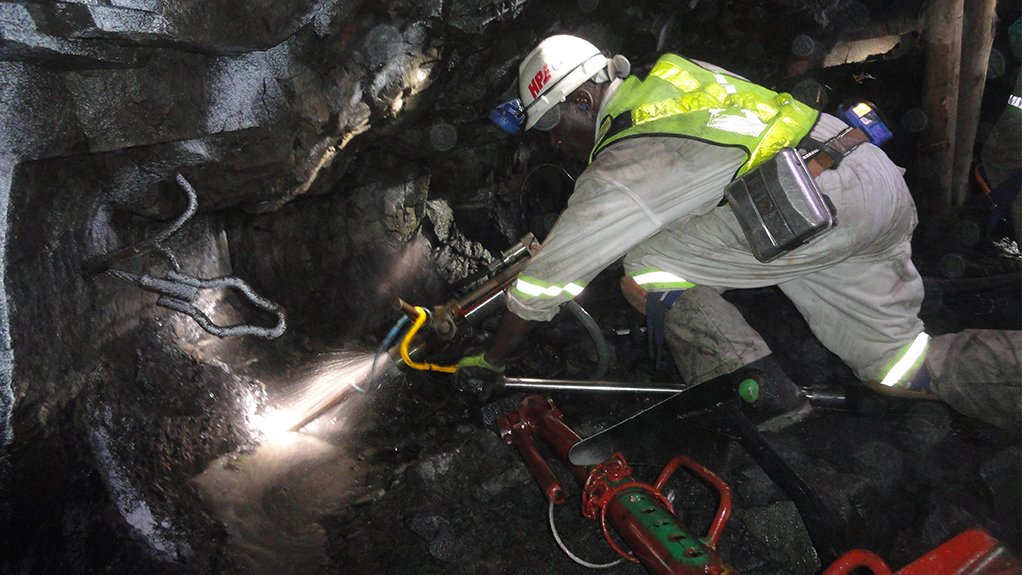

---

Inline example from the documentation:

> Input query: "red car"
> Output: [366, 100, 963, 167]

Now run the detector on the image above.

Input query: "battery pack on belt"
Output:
[721, 126, 869, 262]
[725, 147, 838, 263]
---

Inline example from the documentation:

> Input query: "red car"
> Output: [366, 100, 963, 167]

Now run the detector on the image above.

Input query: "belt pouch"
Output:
[724, 148, 836, 262]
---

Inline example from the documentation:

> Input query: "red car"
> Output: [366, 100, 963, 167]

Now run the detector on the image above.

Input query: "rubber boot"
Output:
[649, 285, 810, 429]
[736, 354, 811, 431]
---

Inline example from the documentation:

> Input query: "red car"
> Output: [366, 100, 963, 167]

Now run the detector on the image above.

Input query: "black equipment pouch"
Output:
[724, 148, 836, 263]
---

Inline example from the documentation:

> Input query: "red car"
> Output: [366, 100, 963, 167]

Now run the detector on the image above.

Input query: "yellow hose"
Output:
[400, 306, 457, 373]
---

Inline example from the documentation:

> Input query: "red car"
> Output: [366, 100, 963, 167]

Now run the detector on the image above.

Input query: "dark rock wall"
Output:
[0, 1, 527, 571]
[0, 0, 450, 437]
[0, 0, 950, 572]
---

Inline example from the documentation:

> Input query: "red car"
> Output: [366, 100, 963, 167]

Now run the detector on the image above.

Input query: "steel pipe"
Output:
[502, 377, 687, 395]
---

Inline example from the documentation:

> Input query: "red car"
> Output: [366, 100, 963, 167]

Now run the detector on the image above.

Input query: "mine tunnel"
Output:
[1, 0, 1020, 574]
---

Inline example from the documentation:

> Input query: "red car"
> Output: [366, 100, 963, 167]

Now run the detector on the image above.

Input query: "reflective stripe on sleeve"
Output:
[513, 276, 586, 299]
[879, 332, 930, 388]
[714, 73, 738, 94]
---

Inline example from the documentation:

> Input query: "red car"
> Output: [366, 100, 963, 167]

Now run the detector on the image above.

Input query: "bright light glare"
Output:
[391, 94, 405, 115]
[249, 408, 301, 443]
[246, 351, 381, 442]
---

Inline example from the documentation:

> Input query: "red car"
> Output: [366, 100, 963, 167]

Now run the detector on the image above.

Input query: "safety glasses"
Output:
[531, 105, 561, 131]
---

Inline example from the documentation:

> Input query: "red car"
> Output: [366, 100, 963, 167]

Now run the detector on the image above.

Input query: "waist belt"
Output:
[716, 126, 869, 207]
[802, 127, 870, 176]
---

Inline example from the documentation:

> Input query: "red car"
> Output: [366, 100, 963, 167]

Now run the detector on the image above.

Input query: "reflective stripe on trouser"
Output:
[925, 329, 1022, 430]
[663, 286, 772, 387]
[627, 268, 696, 291]
[878, 332, 930, 388]
[511, 275, 586, 299]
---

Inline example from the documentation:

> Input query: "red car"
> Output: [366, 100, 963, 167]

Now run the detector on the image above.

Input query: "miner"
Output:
[456, 35, 1021, 429]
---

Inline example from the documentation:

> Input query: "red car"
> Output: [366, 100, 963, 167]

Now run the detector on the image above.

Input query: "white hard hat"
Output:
[517, 35, 612, 131]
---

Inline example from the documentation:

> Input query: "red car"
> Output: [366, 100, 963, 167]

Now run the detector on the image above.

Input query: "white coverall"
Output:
[510, 111, 922, 379]
[506, 97, 1022, 427]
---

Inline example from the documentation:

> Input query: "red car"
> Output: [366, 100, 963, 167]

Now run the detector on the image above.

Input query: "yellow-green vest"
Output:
[591, 54, 820, 178]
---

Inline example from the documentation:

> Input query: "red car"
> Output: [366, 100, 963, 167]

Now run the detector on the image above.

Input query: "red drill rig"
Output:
[293, 232, 1020, 574]
[497, 393, 1020, 574]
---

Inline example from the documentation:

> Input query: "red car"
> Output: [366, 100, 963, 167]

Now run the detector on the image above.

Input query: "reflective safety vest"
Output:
[591, 54, 819, 177]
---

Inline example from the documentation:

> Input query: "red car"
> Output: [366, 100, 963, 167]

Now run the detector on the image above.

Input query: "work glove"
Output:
[454, 353, 505, 402]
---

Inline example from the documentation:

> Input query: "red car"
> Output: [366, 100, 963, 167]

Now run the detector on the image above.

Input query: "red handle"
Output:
[654, 455, 733, 549]
[821, 549, 893, 575]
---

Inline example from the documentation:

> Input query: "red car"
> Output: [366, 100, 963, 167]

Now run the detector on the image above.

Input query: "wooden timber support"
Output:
[918, 0, 997, 218]
[952, 0, 998, 207]
[918, 0, 964, 218]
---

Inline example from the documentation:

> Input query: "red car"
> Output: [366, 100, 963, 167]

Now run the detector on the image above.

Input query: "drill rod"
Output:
[289, 378, 683, 432]
[287, 385, 356, 432]
[503, 377, 686, 395]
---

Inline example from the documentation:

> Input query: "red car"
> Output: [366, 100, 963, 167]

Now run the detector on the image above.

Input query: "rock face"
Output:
[0, 1, 519, 571]
[1, 0, 1017, 573]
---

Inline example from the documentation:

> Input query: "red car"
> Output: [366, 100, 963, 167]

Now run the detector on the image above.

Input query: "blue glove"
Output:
[454, 353, 506, 401]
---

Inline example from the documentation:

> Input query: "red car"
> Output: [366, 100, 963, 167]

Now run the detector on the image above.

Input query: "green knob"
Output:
[738, 378, 760, 404]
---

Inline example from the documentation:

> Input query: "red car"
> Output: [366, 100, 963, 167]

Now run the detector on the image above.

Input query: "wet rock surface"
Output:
[0, 0, 1020, 573]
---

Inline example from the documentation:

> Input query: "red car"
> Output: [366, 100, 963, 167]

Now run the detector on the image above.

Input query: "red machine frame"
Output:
[497, 394, 1020, 575]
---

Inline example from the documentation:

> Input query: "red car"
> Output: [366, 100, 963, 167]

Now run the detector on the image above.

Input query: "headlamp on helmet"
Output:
[488, 93, 565, 135]
[837, 100, 893, 146]
[489, 98, 526, 135]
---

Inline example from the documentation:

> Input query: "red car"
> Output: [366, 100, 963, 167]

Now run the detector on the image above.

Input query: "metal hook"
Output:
[107, 269, 287, 339]
[83, 173, 198, 276]
[94, 174, 288, 340]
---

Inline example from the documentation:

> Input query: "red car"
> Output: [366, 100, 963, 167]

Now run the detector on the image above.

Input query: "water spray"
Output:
[284, 382, 361, 433]
[284, 234, 542, 432]
[282, 228, 677, 433]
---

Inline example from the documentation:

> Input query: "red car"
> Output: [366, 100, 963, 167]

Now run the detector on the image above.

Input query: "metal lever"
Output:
[502, 376, 686, 395]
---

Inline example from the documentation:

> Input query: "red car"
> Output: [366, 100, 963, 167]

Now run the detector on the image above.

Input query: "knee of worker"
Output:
[664, 287, 771, 385]
[619, 276, 647, 315]
[924, 329, 1022, 430]
[506, 290, 563, 323]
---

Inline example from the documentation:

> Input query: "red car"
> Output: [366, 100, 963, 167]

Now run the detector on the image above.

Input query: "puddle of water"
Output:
[193, 350, 383, 574]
